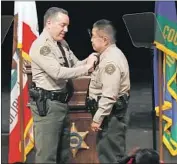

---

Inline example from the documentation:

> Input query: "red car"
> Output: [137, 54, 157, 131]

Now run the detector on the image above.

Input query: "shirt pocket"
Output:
[51, 46, 65, 66]
[91, 70, 102, 88]
[57, 56, 65, 66]
[65, 50, 74, 67]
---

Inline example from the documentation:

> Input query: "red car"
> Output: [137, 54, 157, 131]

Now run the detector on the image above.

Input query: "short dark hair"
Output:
[118, 148, 160, 164]
[44, 7, 68, 26]
[93, 19, 116, 43]
[135, 148, 159, 164]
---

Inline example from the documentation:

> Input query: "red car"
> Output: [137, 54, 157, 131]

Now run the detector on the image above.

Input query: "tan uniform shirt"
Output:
[89, 44, 130, 124]
[30, 29, 89, 91]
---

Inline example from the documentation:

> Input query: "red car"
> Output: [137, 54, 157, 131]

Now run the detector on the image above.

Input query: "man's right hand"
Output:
[85, 64, 94, 73]
[87, 53, 99, 65]
[85, 54, 98, 73]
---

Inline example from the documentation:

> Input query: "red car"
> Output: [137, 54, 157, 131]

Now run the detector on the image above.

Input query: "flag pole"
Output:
[19, 47, 25, 162]
[18, 40, 25, 162]
[151, 46, 157, 151]
[157, 49, 164, 161]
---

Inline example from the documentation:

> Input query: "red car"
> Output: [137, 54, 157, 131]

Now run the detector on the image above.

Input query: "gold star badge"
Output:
[70, 122, 89, 158]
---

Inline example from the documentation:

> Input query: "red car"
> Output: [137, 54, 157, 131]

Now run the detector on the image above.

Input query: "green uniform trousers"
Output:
[96, 115, 128, 163]
[30, 99, 71, 164]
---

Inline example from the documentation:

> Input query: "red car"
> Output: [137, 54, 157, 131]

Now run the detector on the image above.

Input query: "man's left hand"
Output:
[91, 121, 102, 132]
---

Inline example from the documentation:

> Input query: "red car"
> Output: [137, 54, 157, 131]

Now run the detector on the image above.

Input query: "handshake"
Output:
[85, 53, 99, 73]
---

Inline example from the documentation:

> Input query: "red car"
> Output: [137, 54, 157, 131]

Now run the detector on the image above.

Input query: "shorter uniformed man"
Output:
[86, 19, 130, 163]
[29, 7, 97, 164]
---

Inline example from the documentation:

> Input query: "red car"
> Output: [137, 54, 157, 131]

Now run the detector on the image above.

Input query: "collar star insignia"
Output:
[70, 122, 89, 158]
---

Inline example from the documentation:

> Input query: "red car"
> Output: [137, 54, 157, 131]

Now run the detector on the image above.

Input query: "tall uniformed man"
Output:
[86, 19, 130, 163]
[29, 7, 97, 164]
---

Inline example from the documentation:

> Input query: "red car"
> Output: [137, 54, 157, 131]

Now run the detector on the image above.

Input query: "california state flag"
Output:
[9, 1, 39, 163]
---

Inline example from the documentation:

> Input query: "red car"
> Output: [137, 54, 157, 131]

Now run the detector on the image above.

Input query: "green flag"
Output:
[154, 1, 177, 156]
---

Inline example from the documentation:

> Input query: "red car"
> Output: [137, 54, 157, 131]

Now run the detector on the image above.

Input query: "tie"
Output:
[94, 54, 100, 69]
[57, 42, 74, 101]
[57, 42, 69, 67]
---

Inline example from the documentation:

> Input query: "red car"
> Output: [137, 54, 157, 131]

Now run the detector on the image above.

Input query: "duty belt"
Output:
[35, 87, 69, 103]
[86, 93, 129, 117]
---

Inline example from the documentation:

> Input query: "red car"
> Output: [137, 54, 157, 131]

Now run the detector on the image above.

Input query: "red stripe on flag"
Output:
[22, 22, 37, 54]
[9, 82, 33, 163]
[9, 114, 21, 163]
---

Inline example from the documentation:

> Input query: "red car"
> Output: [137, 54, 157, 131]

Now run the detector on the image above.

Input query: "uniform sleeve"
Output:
[71, 52, 100, 67]
[62, 39, 87, 67]
[69, 50, 87, 67]
[30, 45, 89, 80]
[93, 62, 121, 124]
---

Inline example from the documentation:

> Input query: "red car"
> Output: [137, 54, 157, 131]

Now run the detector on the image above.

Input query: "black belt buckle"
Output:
[47, 91, 58, 101]
[54, 92, 68, 103]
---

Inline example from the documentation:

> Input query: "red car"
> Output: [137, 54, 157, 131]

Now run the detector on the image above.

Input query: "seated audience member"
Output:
[118, 148, 160, 164]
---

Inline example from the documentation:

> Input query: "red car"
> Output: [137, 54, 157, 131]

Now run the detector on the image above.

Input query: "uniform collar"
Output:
[42, 28, 58, 46]
[99, 43, 116, 62]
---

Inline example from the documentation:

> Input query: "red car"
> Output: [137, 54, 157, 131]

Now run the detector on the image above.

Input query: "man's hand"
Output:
[85, 53, 99, 73]
[128, 147, 140, 156]
[91, 121, 102, 132]
[87, 54, 98, 65]
[88, 52, 99, 65]
[85, 56, 96, 73]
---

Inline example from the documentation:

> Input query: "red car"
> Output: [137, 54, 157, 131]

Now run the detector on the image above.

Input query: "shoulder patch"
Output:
[105, 64, 116, 75]
[40, 46, 51, 55]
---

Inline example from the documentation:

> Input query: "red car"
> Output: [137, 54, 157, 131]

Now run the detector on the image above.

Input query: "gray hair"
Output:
[93, 19, 116, 43]
[44, 7, 68, 26]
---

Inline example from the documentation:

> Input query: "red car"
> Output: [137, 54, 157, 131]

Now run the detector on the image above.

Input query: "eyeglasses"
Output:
[87, 28, 91, 38]
[87, 28, 105, 40]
